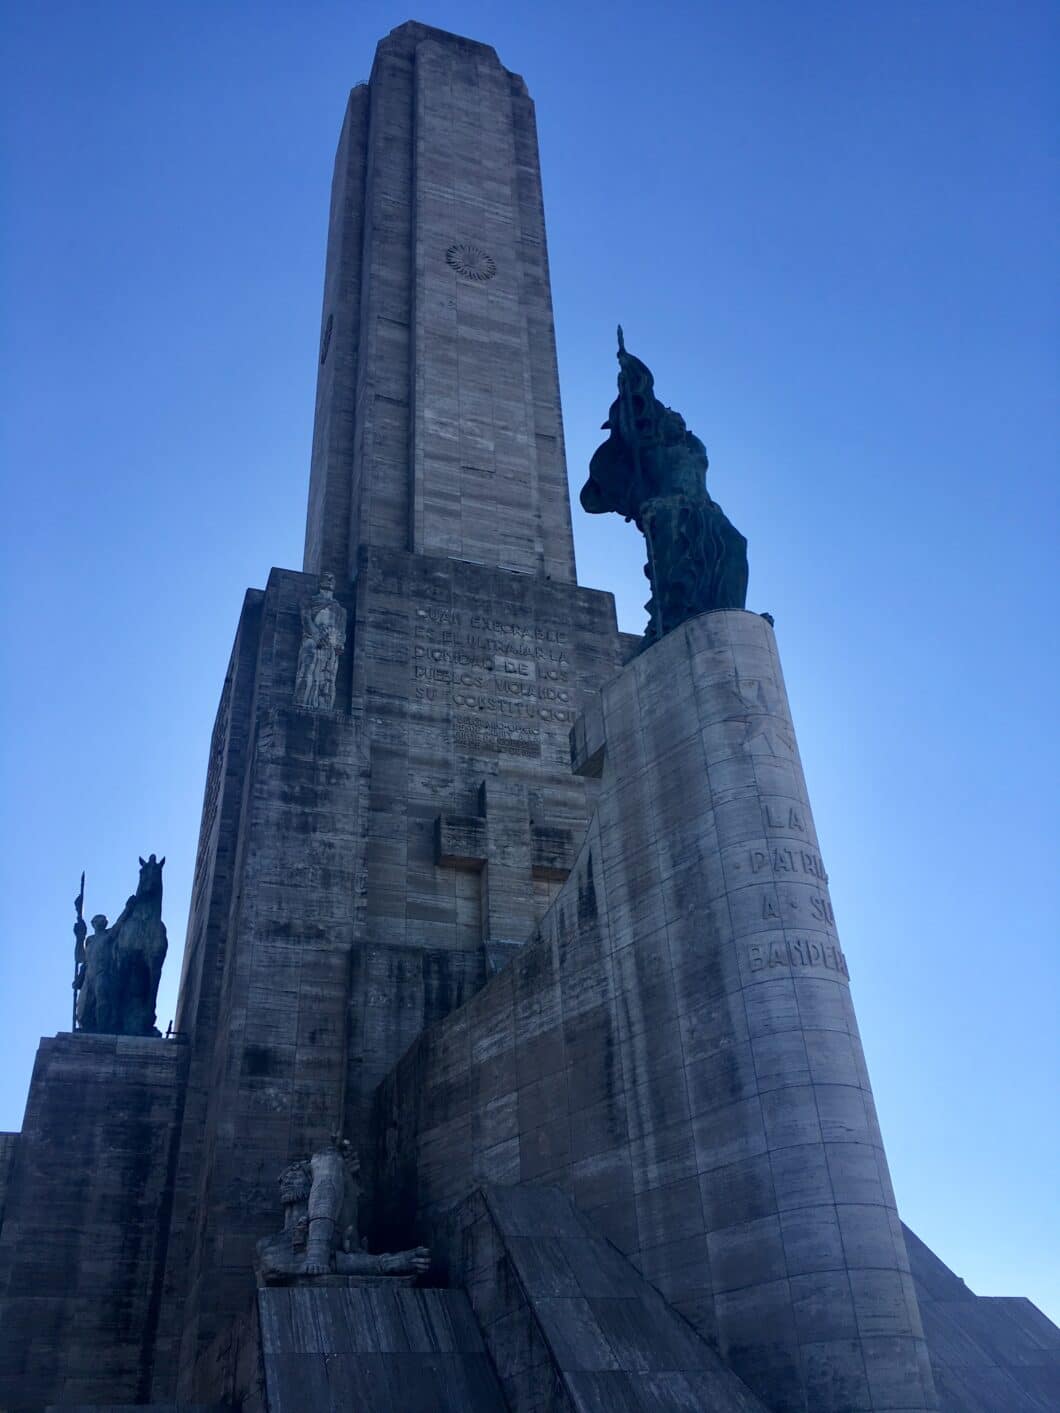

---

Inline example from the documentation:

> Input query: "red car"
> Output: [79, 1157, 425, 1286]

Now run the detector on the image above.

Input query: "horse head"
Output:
[137, 853, 166, 899]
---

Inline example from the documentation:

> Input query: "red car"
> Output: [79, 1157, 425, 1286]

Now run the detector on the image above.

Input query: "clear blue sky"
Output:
[2, 0, 1057, 1320]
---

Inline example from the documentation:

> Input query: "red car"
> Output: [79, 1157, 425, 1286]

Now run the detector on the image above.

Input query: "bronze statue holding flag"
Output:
[581, 328, 748, 645]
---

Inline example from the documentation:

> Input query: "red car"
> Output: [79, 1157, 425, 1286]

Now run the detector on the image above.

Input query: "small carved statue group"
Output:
[255, 1135, 430, 1286]
[72, 855, 169, 1037]
[581, 327, 748, 645]
[294, 571, 347, 710]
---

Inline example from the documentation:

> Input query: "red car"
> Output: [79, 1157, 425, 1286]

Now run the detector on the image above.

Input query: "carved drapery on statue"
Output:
[580, 328, 748, 644]
[294, 571, 347, 710]
[255, 1137, 430, 1286]
[73, 854, 169, 1036]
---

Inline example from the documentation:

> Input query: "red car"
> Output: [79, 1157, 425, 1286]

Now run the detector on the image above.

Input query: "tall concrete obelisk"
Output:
[304, 25, 576, 584]
[159, 23, 625, 1388]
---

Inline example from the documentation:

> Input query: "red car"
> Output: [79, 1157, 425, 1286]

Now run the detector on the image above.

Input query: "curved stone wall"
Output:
[593, 609, 938, 1411]
[377, 609, 939, 1412]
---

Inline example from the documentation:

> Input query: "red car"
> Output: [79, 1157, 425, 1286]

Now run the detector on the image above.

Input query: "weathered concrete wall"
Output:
[303, 84, 369, 581]
[165, 549, 622, 1395]
[0, 1130, 17, 1229]
[253, 1284, 507, 1411]
[153, 590, 264, 1393]
[169, 567, 364, 1390]
[44, 1405, 225, 1412]
[0, 1034, 188, 1409]
[376, 609, 939, 1413]
[348, 546, 618, 952]
[303, 21, 576, 583]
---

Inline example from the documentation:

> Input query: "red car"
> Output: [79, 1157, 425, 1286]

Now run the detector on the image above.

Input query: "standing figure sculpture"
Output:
[580, 328, 748, 644]
[294, 571, 347, 710]
[255, 1135, 430, 1286]
[75, 854, 169, 1037]
[71, 871, 87, 1030]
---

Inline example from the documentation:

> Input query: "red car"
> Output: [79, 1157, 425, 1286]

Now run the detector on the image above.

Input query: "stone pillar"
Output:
[576, 610, 938, 1412]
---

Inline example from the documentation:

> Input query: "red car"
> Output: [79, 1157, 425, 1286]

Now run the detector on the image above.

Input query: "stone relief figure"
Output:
[580, 327, 748, 645]
[255, 1136, 430, 1286]
[294, 571, 347, 710]
[75, 854, 169, 1037]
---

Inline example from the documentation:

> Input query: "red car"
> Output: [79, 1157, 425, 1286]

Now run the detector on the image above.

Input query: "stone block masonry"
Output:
[375, 610, 940, 1413]
[0, 1130, 16, 1229]
[158, 549, 623, 1396]
[252, 1285, 508, 1411]
[0, 1034, 188, 1409]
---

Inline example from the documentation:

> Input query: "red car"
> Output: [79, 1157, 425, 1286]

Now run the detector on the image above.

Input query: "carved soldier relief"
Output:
[294, 571, 347, 710]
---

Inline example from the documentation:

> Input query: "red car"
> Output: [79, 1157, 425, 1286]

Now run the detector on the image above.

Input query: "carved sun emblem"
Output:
[446, 242, 497, 282]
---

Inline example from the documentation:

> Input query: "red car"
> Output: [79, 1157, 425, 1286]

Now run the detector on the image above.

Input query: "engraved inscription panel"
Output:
[356, 550, 621, 954]
[747, 935, 850, 979]
[412, 606, 575, 761]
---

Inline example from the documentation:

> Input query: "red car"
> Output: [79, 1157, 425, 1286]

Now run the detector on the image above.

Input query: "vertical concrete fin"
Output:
[303, 86, 370, 579]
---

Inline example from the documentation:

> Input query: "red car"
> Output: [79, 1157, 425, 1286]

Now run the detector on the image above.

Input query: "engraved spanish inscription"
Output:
[410, 605, 575, 758]
[747, 936, 850, 979]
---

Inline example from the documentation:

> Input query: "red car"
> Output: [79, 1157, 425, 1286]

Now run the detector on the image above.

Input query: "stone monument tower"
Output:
[157, 23, 625, 1386]
[0, 21, 1056, 1413]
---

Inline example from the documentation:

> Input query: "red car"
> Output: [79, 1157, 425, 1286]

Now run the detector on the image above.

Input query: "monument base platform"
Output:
[197, 1284, 506, 1410]
[261, 1271, 418, 1288]
[0, 1033, 188, 1410]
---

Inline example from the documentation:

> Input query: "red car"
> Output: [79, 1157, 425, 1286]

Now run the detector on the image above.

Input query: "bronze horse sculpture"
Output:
[76, 854, 169, 1037]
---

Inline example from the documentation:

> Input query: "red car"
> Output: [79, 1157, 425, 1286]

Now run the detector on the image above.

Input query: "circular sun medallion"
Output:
[446, 243, 497, 282]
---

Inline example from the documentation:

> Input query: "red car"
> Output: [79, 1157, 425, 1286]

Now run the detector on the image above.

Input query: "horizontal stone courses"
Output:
[373, 613, 940, 1410]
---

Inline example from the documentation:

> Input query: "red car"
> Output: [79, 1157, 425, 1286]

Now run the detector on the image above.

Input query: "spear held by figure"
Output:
[72, 871, 86, 1030]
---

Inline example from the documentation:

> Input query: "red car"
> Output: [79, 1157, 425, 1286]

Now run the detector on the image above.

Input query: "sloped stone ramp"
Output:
[454, 1184, 769, 1412]
[904, 1224, 1060, 1412]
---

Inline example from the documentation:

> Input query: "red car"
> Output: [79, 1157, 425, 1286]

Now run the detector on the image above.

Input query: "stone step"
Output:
[254, 1285, 508, 1412]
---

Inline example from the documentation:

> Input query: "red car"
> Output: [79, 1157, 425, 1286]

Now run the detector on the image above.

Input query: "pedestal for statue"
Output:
[0, 1033, 187, 1408]
[198, 1284, 508, 1413]
[377, 610, 939, 1413]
